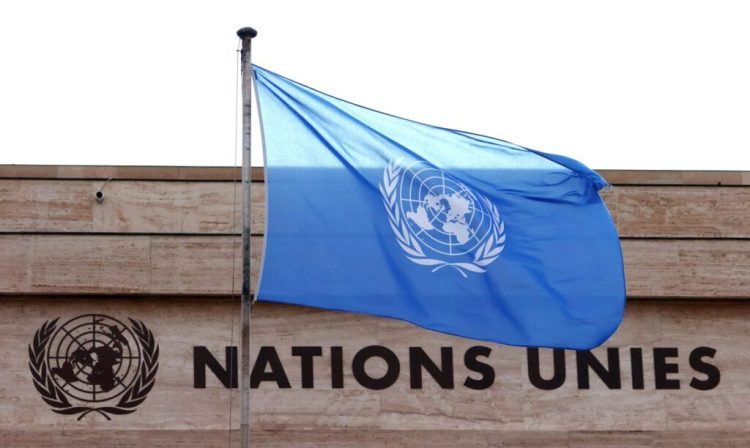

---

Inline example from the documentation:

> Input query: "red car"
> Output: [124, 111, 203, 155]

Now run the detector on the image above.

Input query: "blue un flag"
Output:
[253, 66, 625, 350]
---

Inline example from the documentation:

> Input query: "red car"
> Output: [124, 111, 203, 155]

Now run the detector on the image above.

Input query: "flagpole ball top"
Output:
[237, 27, 258, 39]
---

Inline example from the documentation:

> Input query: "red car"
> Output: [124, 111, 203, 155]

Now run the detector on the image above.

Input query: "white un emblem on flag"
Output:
[380, 159, 506, 277]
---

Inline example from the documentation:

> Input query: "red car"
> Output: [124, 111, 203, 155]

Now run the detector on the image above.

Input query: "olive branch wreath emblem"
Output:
[28, 318, 159, 421]
[379, 160, 506, 277]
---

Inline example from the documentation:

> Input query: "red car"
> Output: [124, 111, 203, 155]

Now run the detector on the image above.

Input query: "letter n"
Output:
[194, 346, 238, 388]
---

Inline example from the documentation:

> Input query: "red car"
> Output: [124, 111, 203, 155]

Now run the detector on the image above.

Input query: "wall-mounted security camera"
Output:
[95, 178, 113, 204]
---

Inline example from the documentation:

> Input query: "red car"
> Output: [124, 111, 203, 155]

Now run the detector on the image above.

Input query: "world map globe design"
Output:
[46, 314, 141, 403]
[398, 161, 496, 256]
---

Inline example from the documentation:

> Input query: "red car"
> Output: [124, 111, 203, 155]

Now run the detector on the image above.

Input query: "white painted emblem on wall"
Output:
[379, 159, 506, 277]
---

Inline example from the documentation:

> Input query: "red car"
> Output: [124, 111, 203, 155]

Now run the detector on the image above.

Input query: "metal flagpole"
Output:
[236, 26, 257, 448]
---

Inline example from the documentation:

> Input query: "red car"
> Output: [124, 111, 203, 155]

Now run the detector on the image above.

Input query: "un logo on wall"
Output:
[28, 314, 159, 420]
[380, 159, 506, 277]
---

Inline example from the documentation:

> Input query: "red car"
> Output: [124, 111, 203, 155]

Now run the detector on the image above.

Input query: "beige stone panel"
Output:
[568, 431, 655, 447]
[522, 386, 668, 432]
[29, 235, 151, 293]
[378, 389, 526, 431]
[664, 393, 750, 431]
[655, 431, 750, 447]
[603, 186, 750, 238]
[0, 180, 94, 232]
[0, 235, 31, 292]
[55, 165, 120, 180]
[148, 236, 263, 295]
[149, 236, 242, 295]
[92, 181, 237, 234]
[623, 239, 750, 298]
[0, 165, 60, 179]
[483, 430, 571, 447]
[252, 390, 381, 430]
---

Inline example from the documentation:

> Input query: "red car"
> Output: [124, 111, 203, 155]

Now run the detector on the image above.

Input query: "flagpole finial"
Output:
[237, 27, 258, 39]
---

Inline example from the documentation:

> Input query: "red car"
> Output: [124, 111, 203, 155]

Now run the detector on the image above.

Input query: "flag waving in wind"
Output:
[253, 66, 625, 350]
